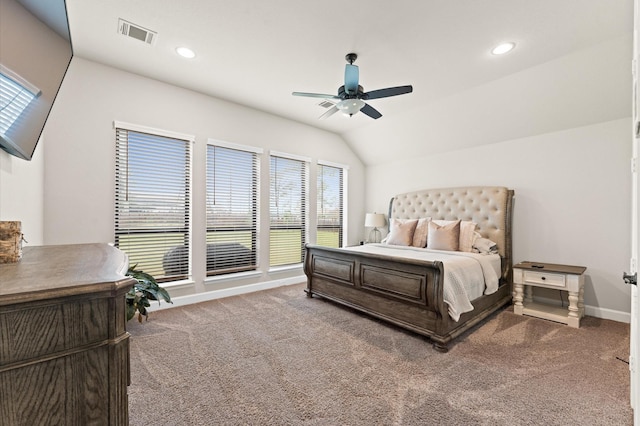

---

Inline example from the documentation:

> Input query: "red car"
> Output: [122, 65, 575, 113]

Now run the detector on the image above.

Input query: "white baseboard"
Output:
[146, 280, 631, 324]
[146, 275, 306, 313]
[533, 295, 630, 324]
[584, 305, 630, 324]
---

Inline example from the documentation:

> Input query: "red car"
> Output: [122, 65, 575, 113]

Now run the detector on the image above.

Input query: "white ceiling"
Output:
[65, 0, 633, 164]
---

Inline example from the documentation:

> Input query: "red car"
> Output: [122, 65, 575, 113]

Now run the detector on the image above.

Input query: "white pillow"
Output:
[432, 220, 477, 252]
[386, 219, 418, 246]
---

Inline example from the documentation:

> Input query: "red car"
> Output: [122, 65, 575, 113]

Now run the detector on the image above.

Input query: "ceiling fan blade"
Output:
[318, 105, 339, 120]
[362, 85, 413, 100]
[344, 64, 359, 94]
[360, 103, 382, 119]
[292, 92, 340, 99]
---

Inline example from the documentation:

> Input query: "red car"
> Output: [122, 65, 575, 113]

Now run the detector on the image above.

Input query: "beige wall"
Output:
[366, 118, 632, 320]
[36, 57, 366, 298]
[358, 33, 633, 321]
[0, 145, 44, 244]
[1, 38, 632, 320]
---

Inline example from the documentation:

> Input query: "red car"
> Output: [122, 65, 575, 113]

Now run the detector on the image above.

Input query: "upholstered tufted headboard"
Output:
[388, 186, 515, 282]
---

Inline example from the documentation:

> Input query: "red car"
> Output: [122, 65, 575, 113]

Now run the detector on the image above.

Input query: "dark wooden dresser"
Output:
[0, 244, 136, 425]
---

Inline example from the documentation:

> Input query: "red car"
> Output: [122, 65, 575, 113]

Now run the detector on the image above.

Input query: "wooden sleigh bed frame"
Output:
[304, 186, 514, 352]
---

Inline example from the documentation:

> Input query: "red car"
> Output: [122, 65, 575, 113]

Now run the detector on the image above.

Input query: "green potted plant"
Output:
[126, 265, 172, 322]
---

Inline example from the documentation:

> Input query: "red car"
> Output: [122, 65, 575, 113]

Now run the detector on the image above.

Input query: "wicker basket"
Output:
[0, 221, 23, 263]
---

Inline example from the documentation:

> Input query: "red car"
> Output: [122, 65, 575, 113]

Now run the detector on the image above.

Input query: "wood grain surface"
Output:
[0, 244, 135, 425]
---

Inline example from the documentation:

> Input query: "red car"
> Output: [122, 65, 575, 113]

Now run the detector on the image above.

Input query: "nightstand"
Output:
[513, 261, 587, 328]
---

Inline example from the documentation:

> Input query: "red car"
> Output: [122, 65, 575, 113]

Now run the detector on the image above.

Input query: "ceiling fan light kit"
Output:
[337, 98, 365, 116]
[292, 53, 413, 120]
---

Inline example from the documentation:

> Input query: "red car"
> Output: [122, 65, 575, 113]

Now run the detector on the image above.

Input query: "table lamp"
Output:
[365, 213, 386, 243]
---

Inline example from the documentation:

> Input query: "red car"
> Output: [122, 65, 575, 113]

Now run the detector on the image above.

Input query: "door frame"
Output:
[631, 1, 639, 424]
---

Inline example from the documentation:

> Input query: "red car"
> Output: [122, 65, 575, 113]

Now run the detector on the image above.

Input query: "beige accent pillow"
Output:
[412, 218, 431, 248]
[386, 219, 418, 246]
[433, 219, 477, 252]
[427, 220, 461, 251]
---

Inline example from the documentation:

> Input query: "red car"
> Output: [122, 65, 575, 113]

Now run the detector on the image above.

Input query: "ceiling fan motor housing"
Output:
[338, 85, 364, 99]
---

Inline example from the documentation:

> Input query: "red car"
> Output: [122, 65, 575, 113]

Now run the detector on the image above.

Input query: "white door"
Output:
[631, 1, 640, 423]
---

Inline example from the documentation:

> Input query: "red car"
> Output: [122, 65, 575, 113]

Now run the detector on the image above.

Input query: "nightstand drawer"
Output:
[523, 270, 566, 288]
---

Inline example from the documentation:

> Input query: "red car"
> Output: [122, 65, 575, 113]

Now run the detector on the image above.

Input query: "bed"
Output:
[303, 186, 514, 352]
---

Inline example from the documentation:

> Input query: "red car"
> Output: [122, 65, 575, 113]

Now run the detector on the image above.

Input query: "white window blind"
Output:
[115, 128, 191, 282]
[206, 144, 259, 275]
[270, 155, 307, 266]
[0, 70, 38, 136]
[317, 164, 344, 248]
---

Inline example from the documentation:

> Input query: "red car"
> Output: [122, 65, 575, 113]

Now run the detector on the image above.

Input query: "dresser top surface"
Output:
[0, 243, 134, 304]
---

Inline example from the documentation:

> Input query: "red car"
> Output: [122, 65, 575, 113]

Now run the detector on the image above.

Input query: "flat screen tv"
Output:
[0, 0, 73, 161]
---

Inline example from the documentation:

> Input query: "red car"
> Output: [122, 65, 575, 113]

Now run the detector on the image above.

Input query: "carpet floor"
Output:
[127, 283, 632, 425]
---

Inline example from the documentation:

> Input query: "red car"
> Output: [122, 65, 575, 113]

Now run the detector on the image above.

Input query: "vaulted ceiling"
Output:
[66, 0, 633, 165]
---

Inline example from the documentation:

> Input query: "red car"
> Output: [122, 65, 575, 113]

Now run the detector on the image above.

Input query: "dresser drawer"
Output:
[523, 270, 566, 288]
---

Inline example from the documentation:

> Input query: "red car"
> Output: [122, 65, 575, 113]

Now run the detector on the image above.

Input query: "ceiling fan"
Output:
[292, 53, 413, 120]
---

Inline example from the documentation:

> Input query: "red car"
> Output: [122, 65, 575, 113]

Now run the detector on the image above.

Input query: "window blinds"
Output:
[115, 128, 191, 282]
[317, 164, 344, 248]
[269, 155, 307, 266]
[206, 144, 259, 275]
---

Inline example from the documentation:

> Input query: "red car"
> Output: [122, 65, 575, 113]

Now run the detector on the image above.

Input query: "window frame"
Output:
[205, 139, 262, 276]
[113, 121, 194, 283]
[316, 161, 347, 248]
[269, 151, 310, 268]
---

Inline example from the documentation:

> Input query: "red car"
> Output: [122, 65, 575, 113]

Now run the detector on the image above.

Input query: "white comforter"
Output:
[343, 244, 500, 322]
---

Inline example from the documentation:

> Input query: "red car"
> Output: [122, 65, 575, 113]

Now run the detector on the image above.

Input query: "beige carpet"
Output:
[127, 283, 632, 425]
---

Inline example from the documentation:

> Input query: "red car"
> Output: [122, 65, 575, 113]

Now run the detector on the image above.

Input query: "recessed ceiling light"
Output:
[491, 42, 516, 55]
[176, 47, 196, 59]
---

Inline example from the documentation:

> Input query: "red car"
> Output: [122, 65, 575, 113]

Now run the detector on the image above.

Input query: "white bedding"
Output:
[343, 244, 501, 322]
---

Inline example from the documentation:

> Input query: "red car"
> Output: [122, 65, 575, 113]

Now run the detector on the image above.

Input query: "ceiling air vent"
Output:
[118, 19, 157, 45]
[318, 100, 335, 109]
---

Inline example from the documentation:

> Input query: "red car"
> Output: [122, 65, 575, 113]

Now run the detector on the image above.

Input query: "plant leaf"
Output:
[156, 287, 173, 304]
[126, 266, 171, 321]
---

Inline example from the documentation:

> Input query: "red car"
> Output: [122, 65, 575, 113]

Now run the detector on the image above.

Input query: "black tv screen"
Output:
[0, 0, 73, 161]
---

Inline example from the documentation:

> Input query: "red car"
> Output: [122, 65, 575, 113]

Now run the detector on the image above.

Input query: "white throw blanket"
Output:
[343, 244, 500, 321]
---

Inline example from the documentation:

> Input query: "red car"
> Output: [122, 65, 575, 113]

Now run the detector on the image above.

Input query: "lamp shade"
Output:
[365, 213, 386, 228]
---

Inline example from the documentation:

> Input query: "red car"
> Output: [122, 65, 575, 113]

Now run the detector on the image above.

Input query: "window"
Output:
[270, 154, 307, 266]
[0, 66, 39, 136]
[317, 163, 344, 248]
[206, 142, 260, 276]
[115, 124, 192, 282]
